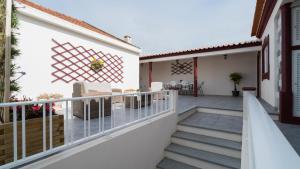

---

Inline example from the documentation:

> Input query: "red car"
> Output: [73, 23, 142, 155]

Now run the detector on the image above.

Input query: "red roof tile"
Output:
[16, 0, 138, 47]
[140, 40, 261, 60]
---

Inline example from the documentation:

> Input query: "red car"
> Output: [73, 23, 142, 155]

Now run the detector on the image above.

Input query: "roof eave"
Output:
[15, 0, 141, 53]
[141, 41, 262, 61]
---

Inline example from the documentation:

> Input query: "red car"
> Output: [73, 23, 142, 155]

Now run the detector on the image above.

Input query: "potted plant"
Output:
[90, 56, 104, 72]
[0, 96, 64, 165]
[37, 93, 64, 112]
[229, 73, 242, 97]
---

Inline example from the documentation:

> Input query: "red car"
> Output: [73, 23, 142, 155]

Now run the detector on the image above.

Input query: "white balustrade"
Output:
[0, 90, 176, 168]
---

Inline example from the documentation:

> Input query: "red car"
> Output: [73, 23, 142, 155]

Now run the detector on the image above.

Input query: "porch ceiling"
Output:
[140, 41, 261, 63]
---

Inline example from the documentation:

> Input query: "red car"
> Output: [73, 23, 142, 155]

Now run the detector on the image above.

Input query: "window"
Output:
[262, 35, 270, 80]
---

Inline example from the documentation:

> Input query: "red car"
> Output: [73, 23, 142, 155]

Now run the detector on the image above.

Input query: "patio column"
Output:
[148, 62, 152, 88]
[193, 57, 198, 97]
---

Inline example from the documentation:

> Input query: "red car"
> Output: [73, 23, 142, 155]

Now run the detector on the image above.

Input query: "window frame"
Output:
[262, 35, 270, 80]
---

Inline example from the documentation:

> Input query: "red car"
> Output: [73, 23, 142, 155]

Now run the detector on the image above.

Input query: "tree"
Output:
[0, 0, 21, 123]
[229, 73, 242, 91]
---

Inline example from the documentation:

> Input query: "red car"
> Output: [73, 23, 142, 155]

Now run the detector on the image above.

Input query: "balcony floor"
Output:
[177, 95, 243, 114]
[64, 100, 168, 141]
[61, 95, 299, 156]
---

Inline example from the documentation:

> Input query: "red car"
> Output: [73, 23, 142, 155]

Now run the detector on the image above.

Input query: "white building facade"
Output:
[14, 0, 141, 99]
[252, 0, 300, 124]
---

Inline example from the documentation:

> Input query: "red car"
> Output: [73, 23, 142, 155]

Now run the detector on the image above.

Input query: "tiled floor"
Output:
[177, 95, 243, 114]
[275, 121, 300, 155]
[178, 95, 300, 156]
[179, 112, 243, 134]
[258, 98, 300, 156]
[258, 98, 279, 115]
[66, 100, 169, 141]
[62, 95, 300, 156]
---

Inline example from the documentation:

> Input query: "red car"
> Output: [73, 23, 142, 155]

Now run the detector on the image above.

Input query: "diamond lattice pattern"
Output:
[51, 39, 124, 83]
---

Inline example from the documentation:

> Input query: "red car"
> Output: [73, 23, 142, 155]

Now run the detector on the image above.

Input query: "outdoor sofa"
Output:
[72, 82, 112, 119]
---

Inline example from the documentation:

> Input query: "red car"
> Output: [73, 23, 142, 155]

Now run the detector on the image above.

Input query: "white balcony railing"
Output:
[242, 91, 300, 169]
[0, 90, 176, 168]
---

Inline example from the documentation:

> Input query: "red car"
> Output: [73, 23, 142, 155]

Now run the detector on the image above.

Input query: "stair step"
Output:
[196, 107, 242, 117]
[177, 125, 242, 142]
[179, 112, 242, 135]
[157, 158, 201, 169]
[165, 144, 240, 169]
[172, 131, 241, 151]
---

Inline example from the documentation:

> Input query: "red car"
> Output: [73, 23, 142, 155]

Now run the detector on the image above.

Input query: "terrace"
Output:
[1, 92, 300, 169]
[0, 0, 300, 168]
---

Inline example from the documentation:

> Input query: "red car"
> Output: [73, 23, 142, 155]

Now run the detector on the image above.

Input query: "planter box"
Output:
[0, 115, 64, 165]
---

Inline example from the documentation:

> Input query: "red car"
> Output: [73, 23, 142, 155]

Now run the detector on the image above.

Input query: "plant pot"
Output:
[232, 90, 240, 97]
[0, 115, 64, 165]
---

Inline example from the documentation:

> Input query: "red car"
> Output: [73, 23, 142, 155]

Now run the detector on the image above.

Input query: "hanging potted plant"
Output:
[90, 56, 104, 72]
[229, 73, 242, 97]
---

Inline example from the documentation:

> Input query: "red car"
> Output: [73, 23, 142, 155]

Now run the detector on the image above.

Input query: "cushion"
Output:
[82, 90, 111, 97]
[151, 82, 163, 92]
[83, 82, 111, 93]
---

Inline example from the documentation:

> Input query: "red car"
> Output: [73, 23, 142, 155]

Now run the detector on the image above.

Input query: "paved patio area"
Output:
[177, 95, 300, 156]
[257, 98, 300, 155]
[60, 95, 300, 156]
[177, 95, 243, 114]
[179, 112, 243, 134]
[65, 99, 169, 141]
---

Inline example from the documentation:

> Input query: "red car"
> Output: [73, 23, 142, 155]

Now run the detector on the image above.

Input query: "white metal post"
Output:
[98, 98, 101, 133]
[102, 98, 104, 132]
[83, 101, 86, 137]
[70, 101, 74, 142]
[65, 101, 69, 144]
[88, 100, 91, 136]
[13, 106, 17, 161]
[49, 103, 53, 149]
[21, 105, 26, 158]
[42, 104, 46, 151]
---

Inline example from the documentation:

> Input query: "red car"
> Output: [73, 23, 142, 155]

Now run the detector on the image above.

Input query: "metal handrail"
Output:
[0, 90, 176, 169]
[0, 90, 168, 107]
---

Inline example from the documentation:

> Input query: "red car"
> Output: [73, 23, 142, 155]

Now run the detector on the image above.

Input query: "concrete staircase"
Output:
[157, 108, 242, 169]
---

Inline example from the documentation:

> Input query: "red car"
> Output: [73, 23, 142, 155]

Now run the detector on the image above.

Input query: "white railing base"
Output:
[242, 91, 300, 169]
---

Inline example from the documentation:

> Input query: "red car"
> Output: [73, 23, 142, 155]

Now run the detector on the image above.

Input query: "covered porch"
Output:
[140, 41, 261, 97]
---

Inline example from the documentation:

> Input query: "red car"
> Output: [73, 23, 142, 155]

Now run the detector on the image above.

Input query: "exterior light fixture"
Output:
[224, 54, 228, 60]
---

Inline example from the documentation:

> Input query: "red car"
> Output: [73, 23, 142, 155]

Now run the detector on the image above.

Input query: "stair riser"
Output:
[178, 108, 197, 122]
[270, 115, 279, 121]
[177, 125, 242, 142]
[171, 138, 241, 159]
[165, 151, 232, 169]
[196, 108, 242, 117]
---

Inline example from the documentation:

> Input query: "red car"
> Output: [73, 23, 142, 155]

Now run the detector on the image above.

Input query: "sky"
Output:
[31, 0, 257, 55]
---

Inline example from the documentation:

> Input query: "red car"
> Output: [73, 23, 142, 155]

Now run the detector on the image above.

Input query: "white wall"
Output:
[21, 111, 177, 169]
[198, 53, 257, 96]
[141, 52, 257, 96]
[259, 0, 288, 107]
[15, 12, 140, 99]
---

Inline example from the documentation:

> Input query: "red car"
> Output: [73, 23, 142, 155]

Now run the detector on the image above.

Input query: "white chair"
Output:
[151, 82, 163, 92]
[169, 81, 177, 87]
[151, 82, 164, 100]
[181, 80, 189, 86]
[199, 81, 205, 96]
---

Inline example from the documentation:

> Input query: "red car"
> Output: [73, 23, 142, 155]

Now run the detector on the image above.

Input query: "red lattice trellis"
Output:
[51, 39, 124, 83]
[171, 60, 193, 75]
